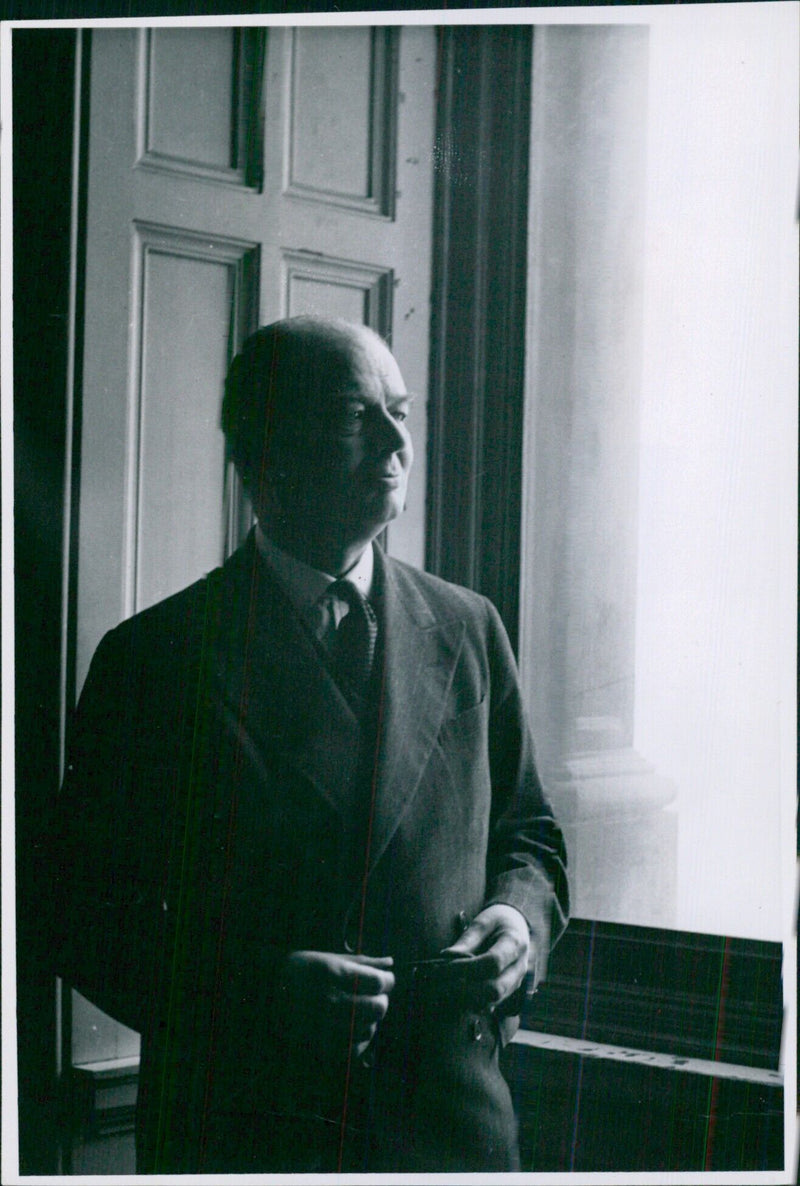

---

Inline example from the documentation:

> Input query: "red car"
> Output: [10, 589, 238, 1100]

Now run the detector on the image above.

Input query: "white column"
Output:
[520, 26, 676, 927]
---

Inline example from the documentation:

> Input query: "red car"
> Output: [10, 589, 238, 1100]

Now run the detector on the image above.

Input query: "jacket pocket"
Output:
[437, 696, 488, 743]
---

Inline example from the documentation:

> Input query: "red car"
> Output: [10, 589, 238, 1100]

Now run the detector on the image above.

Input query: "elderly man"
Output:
[53, 317, 568, 1173]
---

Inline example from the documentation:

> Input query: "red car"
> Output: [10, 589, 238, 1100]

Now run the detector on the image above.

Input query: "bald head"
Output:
[221, 316, 413, 571]
[222, 317, 380, 470]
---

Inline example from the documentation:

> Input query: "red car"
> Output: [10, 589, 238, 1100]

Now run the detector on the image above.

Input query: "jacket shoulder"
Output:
[104, 570, 220, 648]
[99, 547, 264, 680]
[383, 554, 495, 623]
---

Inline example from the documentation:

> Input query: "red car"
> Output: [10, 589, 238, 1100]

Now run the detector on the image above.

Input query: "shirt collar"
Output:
[255, 523, 374, 615]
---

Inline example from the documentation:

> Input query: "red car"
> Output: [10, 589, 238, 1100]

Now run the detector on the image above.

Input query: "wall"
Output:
[635, 4, 798, 941]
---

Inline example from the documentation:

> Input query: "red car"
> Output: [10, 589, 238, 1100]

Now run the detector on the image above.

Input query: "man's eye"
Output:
[390, 408, 408, 423]
[337, 404, 366, 432]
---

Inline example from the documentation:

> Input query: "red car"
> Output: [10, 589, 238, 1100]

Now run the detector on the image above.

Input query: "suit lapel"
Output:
[204, 540, 466, 851]
[365, 551, 465, 874]
[208, 538, 363, 821]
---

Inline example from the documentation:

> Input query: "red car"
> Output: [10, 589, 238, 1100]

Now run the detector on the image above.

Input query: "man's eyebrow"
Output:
[332, 391, 417, 404]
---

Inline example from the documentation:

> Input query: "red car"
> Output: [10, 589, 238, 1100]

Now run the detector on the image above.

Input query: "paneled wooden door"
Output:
[67, 19, 435, 1140]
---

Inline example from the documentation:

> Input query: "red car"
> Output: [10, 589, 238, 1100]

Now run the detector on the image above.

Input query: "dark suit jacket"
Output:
[53, 536, 568, 1172]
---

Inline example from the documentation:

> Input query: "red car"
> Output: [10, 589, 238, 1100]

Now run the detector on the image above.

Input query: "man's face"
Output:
[270, 327, 414, 551]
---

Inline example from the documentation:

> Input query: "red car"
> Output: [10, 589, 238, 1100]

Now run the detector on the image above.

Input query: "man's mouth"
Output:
[370, 469, 403, 487]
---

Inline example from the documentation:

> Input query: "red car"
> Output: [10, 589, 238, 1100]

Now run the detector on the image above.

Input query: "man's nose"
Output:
[371, 406, 409, 453]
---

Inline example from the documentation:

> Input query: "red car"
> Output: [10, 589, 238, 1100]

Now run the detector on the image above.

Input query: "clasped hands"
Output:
[282, 903, 531, 1058]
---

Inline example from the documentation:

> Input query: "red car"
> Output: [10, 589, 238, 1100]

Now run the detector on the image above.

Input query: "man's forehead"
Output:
[310, 336, 407, 396]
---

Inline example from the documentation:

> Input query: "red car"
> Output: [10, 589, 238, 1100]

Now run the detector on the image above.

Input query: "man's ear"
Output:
[235, 462, 265, 521]
[235, 462, 254, 501]
[245, 457, 293, 523]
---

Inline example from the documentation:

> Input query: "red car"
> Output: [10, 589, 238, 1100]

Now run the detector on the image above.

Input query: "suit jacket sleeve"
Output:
[51, 629, 157, 1033]
[51, 620, 285, 1038]
[481, 596, 569, 988]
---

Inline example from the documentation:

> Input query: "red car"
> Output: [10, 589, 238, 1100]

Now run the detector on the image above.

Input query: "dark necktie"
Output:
[327, 579, 378, 705]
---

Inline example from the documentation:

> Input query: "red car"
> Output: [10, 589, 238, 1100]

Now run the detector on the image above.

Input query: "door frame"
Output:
[12, 26, 83, 1176]
[426, 25, 533, 654]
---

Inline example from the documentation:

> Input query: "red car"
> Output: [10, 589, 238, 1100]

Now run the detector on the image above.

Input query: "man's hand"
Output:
[437, 904, 531, 1010]
[282, 951, 395, 1058]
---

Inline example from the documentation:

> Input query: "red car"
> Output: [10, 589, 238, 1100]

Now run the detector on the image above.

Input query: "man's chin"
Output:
[359, 495, 404, 536]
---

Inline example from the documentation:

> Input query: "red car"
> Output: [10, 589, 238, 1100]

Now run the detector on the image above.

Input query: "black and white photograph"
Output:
[3, 2, 797, 1181]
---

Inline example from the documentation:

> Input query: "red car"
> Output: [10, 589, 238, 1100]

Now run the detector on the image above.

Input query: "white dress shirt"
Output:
[254, 523, 374, 650]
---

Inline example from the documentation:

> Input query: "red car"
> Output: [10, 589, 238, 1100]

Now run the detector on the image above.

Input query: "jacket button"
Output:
[469, 1016, 484, 1043]
[360, 1047, 375, 1069]
[457, 910, 470, 934]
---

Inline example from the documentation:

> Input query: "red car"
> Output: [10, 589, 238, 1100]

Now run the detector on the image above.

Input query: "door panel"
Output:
[135, 240, 247, 611]
[288, 27, 395, 213]
[283, 251, 393, 336]
[129, 222, 259, 613]
[67, 19, 435, 1130]
[147, 29, 237, 168]
[140, 27, 264, 186]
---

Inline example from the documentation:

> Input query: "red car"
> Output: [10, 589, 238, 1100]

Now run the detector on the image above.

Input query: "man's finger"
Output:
[482, 927, 527, 972]
[335, 960, 395, 996]
[347, 992, 390, 1022]
[325, 992, 391, 1036]
[354, 1034, 378, 1059]
[438, 931, 525, 982]
[350, 954, 394, 968]
[483, 951, 528, 1007]
[440, 918, 492, 959]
